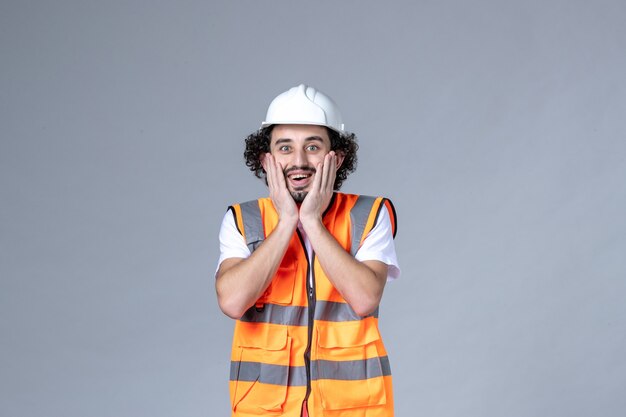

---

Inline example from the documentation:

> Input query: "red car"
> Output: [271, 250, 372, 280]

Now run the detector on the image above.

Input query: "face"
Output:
[269, 124, 334, 203]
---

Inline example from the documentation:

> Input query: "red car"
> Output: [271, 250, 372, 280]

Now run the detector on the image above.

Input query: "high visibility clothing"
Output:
[227, 192, 397, 417]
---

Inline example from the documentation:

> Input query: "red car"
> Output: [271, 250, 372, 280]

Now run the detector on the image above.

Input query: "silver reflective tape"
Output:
[350, 195, 376, 256]
[312, 356, 392, 381]
[230, 361, 307, 386]
[231, 357, 391, 386]
[240, 302, 377, 326]
[230, 359, 258, 382]
[314, 301, 378, 321]
[240, 304, 308, 326]
[239, 200, 264, 252]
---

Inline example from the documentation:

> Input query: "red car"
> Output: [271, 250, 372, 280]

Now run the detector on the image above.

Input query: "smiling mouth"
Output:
[286, 171, 314, 189]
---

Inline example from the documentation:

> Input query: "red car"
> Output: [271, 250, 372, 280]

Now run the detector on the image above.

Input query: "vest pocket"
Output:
[315, 320, 387, 411]
[232, 326, 291, 413]
[261, 259, 296, 305]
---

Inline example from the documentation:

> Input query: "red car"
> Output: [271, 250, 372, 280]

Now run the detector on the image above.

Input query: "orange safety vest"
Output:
[227, 192, 397, 417]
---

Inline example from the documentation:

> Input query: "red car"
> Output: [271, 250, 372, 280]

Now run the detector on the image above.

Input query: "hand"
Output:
[299, 151, 337, 225]
[262, 153, 298, 225]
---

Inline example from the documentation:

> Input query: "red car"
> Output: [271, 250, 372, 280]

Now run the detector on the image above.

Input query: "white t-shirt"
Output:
[216, 204, 400, 281]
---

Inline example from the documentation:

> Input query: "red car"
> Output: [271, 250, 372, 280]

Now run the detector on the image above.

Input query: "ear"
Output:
[334, 151, 345, 170]
[260, 152, 268, 172]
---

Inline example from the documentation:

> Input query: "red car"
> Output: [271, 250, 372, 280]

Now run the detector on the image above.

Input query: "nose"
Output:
[293, 147, 307, 167]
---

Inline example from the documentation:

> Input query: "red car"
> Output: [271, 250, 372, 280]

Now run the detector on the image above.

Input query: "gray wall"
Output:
[1, 1, 625, 416]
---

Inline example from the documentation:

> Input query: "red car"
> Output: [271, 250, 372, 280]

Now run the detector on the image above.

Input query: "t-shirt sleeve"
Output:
[354, 206, 401, 281]
[216, 210, 251, 275]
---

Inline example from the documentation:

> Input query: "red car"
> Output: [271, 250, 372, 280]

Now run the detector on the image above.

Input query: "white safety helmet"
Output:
[261, 84, 345, 133]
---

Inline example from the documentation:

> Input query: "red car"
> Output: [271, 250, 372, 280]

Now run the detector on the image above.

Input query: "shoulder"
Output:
[228, 198, 274, 215]
[335, 192, 396, 210]
[336, 193, 397, 238]
[226, 198, 270, 232]
[227, 197, 273, 251]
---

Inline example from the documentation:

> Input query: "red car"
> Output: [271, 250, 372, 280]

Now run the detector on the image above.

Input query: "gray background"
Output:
[1, 0, 625, 416]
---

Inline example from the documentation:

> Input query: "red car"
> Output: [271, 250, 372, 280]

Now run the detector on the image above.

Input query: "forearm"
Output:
[302, 218, 386, 316]
[216, 218, 296, 319]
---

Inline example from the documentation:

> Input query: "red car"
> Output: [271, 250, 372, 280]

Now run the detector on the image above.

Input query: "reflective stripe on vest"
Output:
[239, 301, 379, 326]
[350, 195, 376, 255]
[230, 356, 392, 386]
[235, 200, 264, 252]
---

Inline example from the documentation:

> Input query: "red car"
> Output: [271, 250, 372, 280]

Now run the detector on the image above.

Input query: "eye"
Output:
[278, 145, 291, 152]
[306, 144, 319, 151]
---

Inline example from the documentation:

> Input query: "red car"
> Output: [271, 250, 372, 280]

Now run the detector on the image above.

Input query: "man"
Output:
[216, 84, 400, 417]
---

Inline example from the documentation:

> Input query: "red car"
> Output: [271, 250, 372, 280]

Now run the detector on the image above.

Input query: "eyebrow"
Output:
[273, 136, 325, 146]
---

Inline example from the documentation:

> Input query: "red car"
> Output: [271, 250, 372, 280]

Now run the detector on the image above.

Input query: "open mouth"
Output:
[286, 171, 314, 189]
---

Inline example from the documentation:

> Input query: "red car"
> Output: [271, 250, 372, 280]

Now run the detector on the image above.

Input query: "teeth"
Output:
[292, 174, 309, 180]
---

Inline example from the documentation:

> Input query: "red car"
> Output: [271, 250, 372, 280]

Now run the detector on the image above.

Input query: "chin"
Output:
[290, 191, 308, 204]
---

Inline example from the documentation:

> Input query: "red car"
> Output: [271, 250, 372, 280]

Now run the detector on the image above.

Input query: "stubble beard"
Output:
[290, 190, 307, 204]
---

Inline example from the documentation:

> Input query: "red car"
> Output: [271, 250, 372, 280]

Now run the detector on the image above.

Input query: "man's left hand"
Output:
[299, 151, 337, 224]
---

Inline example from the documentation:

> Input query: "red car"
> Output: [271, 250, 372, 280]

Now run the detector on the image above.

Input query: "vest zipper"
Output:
[296, 229, 315, 417]
[299, 195, 333, 416]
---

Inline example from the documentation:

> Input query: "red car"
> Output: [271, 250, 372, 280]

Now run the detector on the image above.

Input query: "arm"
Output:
[303, 219, 388, 316]
[300, 152, 387, 317]
[215, 219, 295, 319]
[215, 153, 298, 319]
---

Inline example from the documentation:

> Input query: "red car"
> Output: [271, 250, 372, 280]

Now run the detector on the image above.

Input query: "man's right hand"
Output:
[262, 153, 299, 227]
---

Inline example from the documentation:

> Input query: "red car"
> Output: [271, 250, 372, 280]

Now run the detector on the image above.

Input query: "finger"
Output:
[330, 152, 337, 190]
[311, 161, 323, 194]
[327, 152, 337, 192]
[275, 161, 288, 191]
[321, 152, 333, 191]
[264, 153, 272, 188]
[266, 153, 277, 191]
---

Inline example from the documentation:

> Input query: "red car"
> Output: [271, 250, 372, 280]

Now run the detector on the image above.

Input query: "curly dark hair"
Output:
[244, 125, 358, 190]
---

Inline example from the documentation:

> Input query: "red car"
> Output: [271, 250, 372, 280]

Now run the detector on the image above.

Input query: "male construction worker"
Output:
[215, 84, 400, 417]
